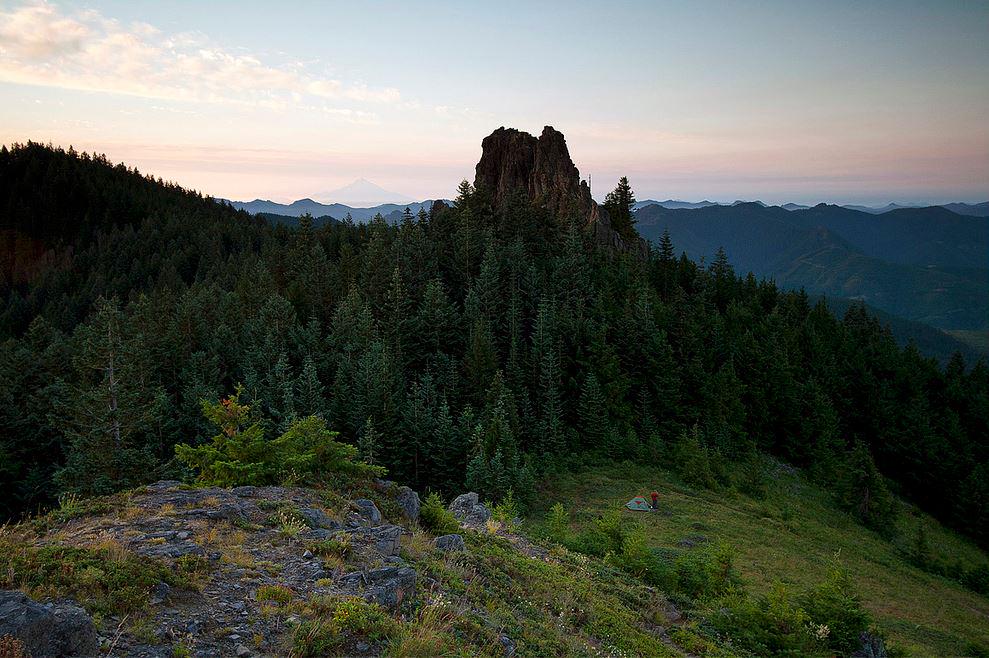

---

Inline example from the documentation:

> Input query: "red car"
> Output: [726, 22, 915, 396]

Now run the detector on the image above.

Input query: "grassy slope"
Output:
[525, 462, 989, 657]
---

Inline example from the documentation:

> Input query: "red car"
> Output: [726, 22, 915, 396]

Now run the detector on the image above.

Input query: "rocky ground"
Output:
[1, 481, 694, 658]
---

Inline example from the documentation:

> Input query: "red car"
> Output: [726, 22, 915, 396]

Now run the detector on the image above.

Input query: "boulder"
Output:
[371, 525, 404, 557]
[339, 566, 417, 611]
[449, 492, 491, 525]
[354, 499, 382, 525]
[299, 507, 337, 529]
[434, 534, 465, 552]
[0, 590, 97, 657]
[395, 486, 420, 522]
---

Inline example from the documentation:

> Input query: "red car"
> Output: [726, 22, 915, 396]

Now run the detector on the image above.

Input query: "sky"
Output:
[1, 0, 987, 206]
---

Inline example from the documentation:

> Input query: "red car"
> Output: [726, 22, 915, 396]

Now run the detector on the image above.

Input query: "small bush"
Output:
[492, 489, 521, 531]
[257, 584, 294, 605]
[673, 425, 717, 490]
[420, 492, 459, 535]
[175, 389, 384, 487]
[545, 502, 571, 544]
[292, 597, 398, 657]
[310, 537, 350, 559]
[672, 542, 737, 601]
[799, 558, 870, 654]
[710, 583, 819, 655]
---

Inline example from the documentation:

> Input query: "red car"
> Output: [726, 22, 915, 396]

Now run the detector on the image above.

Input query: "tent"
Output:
[625, 496, 652, 511]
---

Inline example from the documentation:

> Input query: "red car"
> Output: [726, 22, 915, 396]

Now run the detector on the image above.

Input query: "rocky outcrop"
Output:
[0, 590, 97, 658]
[474, 126, 648, 259]
[449, 492, 492, 525]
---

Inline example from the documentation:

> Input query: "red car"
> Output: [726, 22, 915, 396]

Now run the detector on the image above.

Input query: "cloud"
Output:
[0, 1, 400, 109]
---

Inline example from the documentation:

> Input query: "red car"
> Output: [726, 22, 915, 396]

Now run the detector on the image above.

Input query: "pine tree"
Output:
[538, 347, 566, 455]
[603, 176, 637, 238]
[55, 298, 156, 495]
[296, 356, 325, 418]
[358, 416, 378, 466]
[578, 372, 608, 452]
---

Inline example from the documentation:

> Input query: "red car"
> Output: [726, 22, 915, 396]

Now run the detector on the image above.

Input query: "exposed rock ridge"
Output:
[474, 126, 648, 259]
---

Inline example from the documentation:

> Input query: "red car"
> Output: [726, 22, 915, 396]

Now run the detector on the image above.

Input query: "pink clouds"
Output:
[0, 1, 400, 108]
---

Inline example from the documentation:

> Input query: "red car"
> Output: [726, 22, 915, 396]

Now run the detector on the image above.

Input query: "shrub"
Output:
[710, 583, 819, 655]
[673, 425, 717, 490]
[310, 537, 350, 559]
[735, 455, 770, 499]
[572, 509, 625, 557]
[492, 489, 521, 531]
[420, 492, 459, 535]
[799, 560, 870, 654]
[545, 502, 570, 544]
[292, 597, 398, 657]
[672, 542, 736, 600]
[257, 584, 294, 605]
[175, 388, 384, 487]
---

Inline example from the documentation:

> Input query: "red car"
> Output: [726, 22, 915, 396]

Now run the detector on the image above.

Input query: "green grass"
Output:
[0, 538, 196, 618]
[525, 461, 989, 657]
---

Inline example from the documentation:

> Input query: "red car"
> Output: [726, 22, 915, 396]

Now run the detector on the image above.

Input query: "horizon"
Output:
[1, 1, 987, 206]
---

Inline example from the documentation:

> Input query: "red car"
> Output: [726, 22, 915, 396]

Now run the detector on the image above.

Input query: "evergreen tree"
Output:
[603, 176, 637, 238]
[358, 416, 378, 466]
[578, 372, 608, 452]
[296, 356, 325, 418]
[55, 298, 156, 495]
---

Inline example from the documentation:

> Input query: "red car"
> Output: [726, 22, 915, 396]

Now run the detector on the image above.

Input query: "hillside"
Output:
[635, 203, 989, 333]
[528, 461, 989, 657]
[2, 132, 988, 657]
[0, 479, 708, 657]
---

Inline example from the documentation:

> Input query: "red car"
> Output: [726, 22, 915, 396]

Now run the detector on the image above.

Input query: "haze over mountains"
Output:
[634, 199, 989, 216]
[634, 202, 989, 356]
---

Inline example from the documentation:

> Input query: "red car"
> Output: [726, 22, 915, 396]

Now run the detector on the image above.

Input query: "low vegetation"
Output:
[528, 461, 989, 657]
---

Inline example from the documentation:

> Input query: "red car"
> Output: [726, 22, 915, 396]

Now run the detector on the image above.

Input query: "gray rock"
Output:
[499, 634, 516, 657]
[340, 566, 417, 610]
[395, 486, 420, 522]
[371, 525, 403, 557]
[852, 631, 889, 658]
[299, 507, 335, 529]
[306, 528, 337, 540]
[449, 492, 491, 524]
[231, 486, 258, 497]
[434, 534, 465, 552]
[145, 480, 183, 493]
[236, 644, 251, 657]
[0, 590, 97, 657]
[205, 501, 249, 523]
[150, 581, 170, 605]
[363, 567, 417, 610]
[354, 499, 382, 524]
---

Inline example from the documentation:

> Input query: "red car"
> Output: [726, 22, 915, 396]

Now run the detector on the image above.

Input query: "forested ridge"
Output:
[1, 141, 987, 553]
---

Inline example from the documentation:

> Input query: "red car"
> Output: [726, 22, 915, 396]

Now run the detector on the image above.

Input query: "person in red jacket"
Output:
[650, 491, 659, 510]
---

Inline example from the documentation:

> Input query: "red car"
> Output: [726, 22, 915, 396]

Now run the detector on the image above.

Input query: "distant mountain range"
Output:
[634, 199, 989, 217]
[635, 202, 989, 341]
[221, 198, 452, 224]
